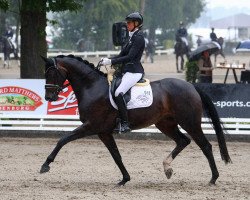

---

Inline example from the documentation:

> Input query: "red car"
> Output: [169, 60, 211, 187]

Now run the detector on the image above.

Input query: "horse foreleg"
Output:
[98, 133, 130, 186]
[181, 56, 184, 71]
[155, 122, 191, 179]
[176, 56, 179, 73]
[7, 59, 10, 69]
[214, 55, 217, 66]
[221, 51, 225, 59]
[40, 123, 91, 173]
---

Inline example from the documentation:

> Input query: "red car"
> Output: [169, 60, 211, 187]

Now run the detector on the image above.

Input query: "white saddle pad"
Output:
[109, 84, 153, 110]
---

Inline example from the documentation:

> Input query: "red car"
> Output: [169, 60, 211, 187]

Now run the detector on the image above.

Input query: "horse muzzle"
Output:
[45, 92, 59, 102]
[45, 84, 62, 101]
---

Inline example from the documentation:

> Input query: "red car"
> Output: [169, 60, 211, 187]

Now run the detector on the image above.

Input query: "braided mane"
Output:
[56, 54, 106, 77]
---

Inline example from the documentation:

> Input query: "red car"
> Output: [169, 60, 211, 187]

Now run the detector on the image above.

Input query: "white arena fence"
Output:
[46, 49, 173, 58]
[0, 49, 173, 60]
[0, 114, 249, 135]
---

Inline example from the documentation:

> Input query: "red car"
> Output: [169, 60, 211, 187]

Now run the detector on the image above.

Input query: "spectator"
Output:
[4, 26, 14, 39]
[197, 51, 213, 83]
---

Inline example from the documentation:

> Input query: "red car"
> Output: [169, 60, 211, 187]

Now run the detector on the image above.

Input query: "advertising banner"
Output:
[1, 80, 249, 118]
[0, 79, 47, 115]
[196, 83, 250, 118]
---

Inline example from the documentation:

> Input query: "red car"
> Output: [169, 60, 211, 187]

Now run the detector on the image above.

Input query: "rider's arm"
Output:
[111, 35, 145, 64]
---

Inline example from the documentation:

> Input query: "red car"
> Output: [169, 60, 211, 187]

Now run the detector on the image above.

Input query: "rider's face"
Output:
[126, 21, 135, 32]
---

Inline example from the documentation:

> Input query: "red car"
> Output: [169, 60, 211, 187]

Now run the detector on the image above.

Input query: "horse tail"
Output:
[194, 85, 232, 164]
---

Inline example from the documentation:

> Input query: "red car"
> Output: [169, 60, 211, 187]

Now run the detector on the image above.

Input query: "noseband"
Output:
[45, 58, 70, 94]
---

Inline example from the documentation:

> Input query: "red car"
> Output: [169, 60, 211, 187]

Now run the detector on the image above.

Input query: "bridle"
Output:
[45, 58, 70, 94]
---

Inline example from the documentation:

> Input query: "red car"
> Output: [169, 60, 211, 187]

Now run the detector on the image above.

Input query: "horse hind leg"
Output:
[183, 124, 219, 185]
[155, 120, 191, 179]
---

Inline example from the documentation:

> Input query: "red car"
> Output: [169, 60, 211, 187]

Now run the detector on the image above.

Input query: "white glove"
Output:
[101, 58, 111, 66]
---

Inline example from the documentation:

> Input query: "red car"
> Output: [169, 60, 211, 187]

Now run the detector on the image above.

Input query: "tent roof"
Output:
[210, 13, 250, 29]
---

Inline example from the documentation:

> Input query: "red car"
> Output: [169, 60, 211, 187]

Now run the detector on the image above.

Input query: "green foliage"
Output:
[47, 0, 83, 12]
[0, 0, 9, 11]
[185, 61, 199, 83]
[144, 0, 205, 45]
[163, 39, 174, 49]
[52, 0, 205, 50]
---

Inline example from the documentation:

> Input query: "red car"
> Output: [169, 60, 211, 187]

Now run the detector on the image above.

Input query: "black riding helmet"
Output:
[125, 12, 143, 28]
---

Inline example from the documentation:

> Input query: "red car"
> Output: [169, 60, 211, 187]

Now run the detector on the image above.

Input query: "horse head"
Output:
[217, 37, 224, 46]
[42, 56, 68, 101]
[42, 55, 106, 102]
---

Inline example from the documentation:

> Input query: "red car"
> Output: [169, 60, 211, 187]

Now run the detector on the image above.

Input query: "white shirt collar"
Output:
[129, 28, 139, 38]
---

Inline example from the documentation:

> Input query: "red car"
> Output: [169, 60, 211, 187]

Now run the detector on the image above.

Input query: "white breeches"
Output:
[181, 37, 188, 46]
[115, 72, 143, 97]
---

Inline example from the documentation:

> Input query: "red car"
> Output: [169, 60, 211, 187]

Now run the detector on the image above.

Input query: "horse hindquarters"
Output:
[158, 79, 221, 184]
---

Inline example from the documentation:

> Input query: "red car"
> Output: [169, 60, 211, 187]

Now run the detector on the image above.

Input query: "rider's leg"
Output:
[114, 93, 131, 133]
[114, 72, 142, 133]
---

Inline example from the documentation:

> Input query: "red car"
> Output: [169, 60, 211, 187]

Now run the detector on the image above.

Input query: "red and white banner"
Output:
[47, 80, 79, 115]
[0, 79, 79, 116]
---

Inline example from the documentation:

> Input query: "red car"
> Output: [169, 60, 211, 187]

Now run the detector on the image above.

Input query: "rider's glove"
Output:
[101, 58, 111, 66]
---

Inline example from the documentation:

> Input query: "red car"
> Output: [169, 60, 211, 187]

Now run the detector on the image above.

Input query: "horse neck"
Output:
[60, 60, 108, 102]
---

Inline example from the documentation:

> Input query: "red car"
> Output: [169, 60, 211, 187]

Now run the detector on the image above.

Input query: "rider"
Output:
[100, 12, 145, 133]
[175, 21, 189, 51]
[210, 27, 218, 42]
[3, 26, 15, 50]
[4, 26, 14, 39]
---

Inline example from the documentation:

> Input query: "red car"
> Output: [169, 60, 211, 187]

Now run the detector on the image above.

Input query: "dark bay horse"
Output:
[174, 39, 190, 73]
[40, 55, 231, 186]
[0, 36, 18, 68]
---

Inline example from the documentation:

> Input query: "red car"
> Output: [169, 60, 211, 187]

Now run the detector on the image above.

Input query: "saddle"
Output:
[108, 71, 150, 103]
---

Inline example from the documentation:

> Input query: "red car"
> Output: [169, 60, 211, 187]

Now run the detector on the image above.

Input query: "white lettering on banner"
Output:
[214, 100, 250, 108]
[48, 91, 78, 112]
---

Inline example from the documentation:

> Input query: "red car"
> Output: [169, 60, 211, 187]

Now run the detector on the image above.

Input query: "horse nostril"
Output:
[45, 95, 51, 101]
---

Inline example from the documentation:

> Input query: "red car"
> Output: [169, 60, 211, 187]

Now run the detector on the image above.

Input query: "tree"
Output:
[52, 0, 139, 51]
[0, 0, 83, 79]
[0, 0, 205, 78]
[52, 0, 205, 51]
[143, 0, 205, 41]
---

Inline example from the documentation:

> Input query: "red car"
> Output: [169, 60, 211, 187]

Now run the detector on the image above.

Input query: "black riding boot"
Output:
[113, 93, 131, 133]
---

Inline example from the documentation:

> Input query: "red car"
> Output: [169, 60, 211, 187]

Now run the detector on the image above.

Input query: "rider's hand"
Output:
[101, 58, 111, 66]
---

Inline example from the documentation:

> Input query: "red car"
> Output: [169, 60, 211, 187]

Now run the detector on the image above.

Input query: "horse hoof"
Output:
[209, 181, 216, 186]
[165, 168, 173, 179]
[115, 180, 126, 187]
[40, 164, 50, 173]
[209, 178, 217, 185]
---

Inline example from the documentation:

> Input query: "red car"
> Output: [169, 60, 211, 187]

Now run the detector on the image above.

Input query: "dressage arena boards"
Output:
[0, 137, 249, 200]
